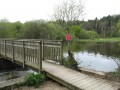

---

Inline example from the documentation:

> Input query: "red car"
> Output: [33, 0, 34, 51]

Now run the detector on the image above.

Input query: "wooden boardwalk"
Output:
[0, 39, 120, 90]
[43, 61, 120, 90]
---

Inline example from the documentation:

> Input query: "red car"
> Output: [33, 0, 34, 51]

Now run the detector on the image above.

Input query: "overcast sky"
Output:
[0, 0, 120, 22]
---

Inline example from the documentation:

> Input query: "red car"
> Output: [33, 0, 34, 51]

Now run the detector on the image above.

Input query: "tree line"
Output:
[0, 19, 65, 39]
[0, 14, 120, 40]
[0, 19, 100, 40]
[81, 15, 120, 37]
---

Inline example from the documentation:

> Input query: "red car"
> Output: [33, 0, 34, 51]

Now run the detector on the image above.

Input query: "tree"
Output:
[53, 0, 85, 26]
[116, 19, 120, 37]
[19, 20, 65, 40]
[70, 25, 82, 38]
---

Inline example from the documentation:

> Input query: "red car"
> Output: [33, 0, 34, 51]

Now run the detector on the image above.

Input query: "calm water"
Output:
[64, 42, 120, 72]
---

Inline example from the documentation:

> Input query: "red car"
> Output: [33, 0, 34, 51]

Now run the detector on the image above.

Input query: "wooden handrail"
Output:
[0, 39, 63, 72]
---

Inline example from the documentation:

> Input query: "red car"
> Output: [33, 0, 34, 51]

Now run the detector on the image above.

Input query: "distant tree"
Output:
[115, 19, 120, 37]
[70, 25, 82, 38]
[0, 19, 9, 38]
[47, 22, 65, 40]
[0, 18, 9, 22]
[116, 20, 120, 30]
[86, 31, 99, 39]
[19, 20, 65, 40]
[81, 15, 120, 37]
[53, 0, 85, 27]
[70, 25, 99, 39]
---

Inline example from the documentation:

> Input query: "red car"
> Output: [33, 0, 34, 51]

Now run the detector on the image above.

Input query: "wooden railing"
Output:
[0, 39, 63, 72]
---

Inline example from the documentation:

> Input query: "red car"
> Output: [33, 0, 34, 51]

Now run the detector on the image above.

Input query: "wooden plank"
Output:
[60, 41, 63, 63]
[45, 68, 86, 81]
[25, 61, 39, 69]
[4, 40, 6, 58]
[44, 45, 60, 48]
[38, 42, 42, 72]
[42, 61, 120, 90]
[109, 86, 120, 90]
[90, 80, 111, 90]
[101, 82, 120, 90]
[72, 77, 97, 87]
[22, 41, 25, 68]
[45, 71, 80, 90]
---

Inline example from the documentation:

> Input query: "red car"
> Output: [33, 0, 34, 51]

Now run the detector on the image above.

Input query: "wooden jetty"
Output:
[0, 39, 119, 90]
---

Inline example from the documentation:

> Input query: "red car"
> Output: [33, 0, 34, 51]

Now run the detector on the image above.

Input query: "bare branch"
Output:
[53, 0, 85, 22]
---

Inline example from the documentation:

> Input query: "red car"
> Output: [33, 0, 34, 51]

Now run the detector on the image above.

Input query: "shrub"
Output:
[24, 73, 45, 87]
[106, 68, 120, 82]
[86, 31, 99, 39]
[70, 25, 99, 39]
[70, 25, 82, 39]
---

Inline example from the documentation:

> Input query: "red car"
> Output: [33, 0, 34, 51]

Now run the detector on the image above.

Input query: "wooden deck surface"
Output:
[43, 61, 120, 90]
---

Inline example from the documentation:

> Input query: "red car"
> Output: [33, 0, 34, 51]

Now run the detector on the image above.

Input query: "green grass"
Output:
[76, 37, 120, 42]
[106, 68, 120, 82]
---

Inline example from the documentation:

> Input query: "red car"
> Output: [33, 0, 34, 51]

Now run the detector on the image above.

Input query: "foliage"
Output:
[70, 25, 82, 38]
[115, 20, 120, 37]
[86, 31, 99, 39]
[0, 19, 23, 38]
[18, 20, 65, 40]
[81, 15, 120, 37]
[107, 68, 120, 82]
[70, 25, 99, 39]
[116, 20, 120, 30]
[47, 22, 65, 40]
[107, 57, 120, 82]
[24, 73, 45, 87]
[0, 19, 65, 40]
[0, 15, 120, 39]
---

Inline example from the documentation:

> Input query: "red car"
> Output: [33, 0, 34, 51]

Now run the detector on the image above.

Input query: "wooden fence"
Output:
[0, 39, 63, 72]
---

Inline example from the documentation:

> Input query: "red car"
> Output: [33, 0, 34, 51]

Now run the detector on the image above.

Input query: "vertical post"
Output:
[22, 41, 25, 68]
[42, 41, 44, 60]
[61, 41, 63, 64]
[0, 41, 1, 57]
[12, 41, 14, 62]
[38, 42, 42, 73]
[68, 41, 70, 51]
[4, 40, 6, 58]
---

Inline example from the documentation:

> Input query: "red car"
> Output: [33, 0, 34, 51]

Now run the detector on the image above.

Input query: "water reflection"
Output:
[64, 42, 120, 72]
[74, 52, 118, 72]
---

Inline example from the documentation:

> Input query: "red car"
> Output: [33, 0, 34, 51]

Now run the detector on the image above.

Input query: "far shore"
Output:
[76, 37, 120, 42]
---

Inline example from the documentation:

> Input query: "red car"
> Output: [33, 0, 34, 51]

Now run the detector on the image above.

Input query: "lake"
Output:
[64, 41, 120, 72]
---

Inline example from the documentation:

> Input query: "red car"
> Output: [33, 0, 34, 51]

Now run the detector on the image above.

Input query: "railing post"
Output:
[4, 40, 6, 58]
[0, 41, 1, 57]
[42, 41, 44, 60]
[61, 41, 63, 64]
[22, 41, 25, 68]
[12, 40, 14, 62]
[38, 42, 42, 73]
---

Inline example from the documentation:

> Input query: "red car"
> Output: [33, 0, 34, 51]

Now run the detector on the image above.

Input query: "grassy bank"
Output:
[106, 68, 120, 82]
[76, 38, 120, 42]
